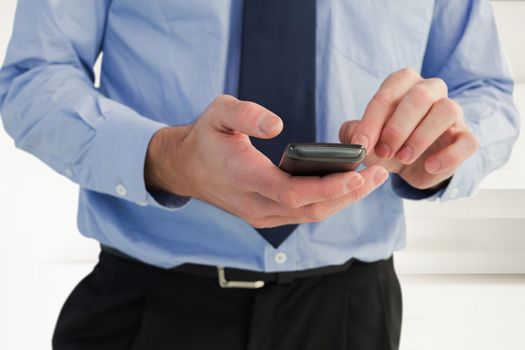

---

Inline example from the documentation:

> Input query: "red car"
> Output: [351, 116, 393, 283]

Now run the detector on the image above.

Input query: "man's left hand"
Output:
[339, 68, 479, 190]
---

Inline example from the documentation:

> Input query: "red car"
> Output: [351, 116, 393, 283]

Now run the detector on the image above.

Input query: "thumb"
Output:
[211, 95, 283, 139]
[339, 120, 360, 144]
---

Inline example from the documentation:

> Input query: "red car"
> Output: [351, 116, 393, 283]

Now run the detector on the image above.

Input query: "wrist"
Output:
[391, 174, 451, 200]
[426, 176, 452, 192]
[145, 125, 192, 196]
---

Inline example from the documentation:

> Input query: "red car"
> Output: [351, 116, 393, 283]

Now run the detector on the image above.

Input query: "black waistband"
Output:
[101, 244, 360, 284]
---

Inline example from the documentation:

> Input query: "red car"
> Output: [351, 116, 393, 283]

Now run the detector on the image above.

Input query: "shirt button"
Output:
[116, 184, 127, 197]
[64, 168, 73, 177]
[274, 252, 287, 264]
[449, 187, 459, 199]
[137, 201, 148, 207]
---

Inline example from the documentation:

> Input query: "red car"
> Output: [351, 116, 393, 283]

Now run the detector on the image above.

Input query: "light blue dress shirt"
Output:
[0, 0, 519, 271]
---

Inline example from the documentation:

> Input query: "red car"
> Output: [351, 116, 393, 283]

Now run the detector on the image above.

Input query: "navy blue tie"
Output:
[238, 0, 317, 248]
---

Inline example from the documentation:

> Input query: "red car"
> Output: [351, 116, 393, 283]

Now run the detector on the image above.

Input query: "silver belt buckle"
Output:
[217, 267, 265, 289]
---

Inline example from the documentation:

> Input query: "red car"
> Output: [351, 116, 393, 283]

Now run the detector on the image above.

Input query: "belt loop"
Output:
[276, 272, 295, 284]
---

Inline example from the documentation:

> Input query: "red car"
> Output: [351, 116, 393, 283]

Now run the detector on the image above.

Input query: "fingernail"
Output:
[375, 142, 392, 158]
[346, 174, 365, 191]
[353, 135, 369, 150]
[396, 145, 413, 163]
[373, 168, 389, 184]
[426, 159, 441, 173]
[258, 115, 278, 134]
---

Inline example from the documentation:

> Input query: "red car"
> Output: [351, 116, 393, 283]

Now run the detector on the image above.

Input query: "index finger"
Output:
[350, 68, 422, 151]
[251, 165, 366, 208]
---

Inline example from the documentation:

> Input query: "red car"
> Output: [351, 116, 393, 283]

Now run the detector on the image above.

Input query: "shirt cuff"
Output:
[390, 152, 482, 202]
[438, 152, 482, 202]
[91, 101, 191, 210]
[390, 174, 448, 200]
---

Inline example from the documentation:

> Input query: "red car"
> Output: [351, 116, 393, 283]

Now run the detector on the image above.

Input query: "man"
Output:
[0, 0, 519, 349]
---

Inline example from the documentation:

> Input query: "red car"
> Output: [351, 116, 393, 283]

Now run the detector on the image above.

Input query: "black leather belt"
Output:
[101, 244, 357, 289]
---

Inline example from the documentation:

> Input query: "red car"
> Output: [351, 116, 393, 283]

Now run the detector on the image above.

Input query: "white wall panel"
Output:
[480, 84, 525, 189]
[493, 1, 525, 83]
[483, 1, 525, 190]
[399, 189, 525, 273]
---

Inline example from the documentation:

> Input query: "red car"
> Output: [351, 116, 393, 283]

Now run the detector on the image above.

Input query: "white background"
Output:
[0, 1, 524, 349]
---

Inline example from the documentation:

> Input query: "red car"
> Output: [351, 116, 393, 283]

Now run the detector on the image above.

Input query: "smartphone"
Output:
[278, 143, 366, 176]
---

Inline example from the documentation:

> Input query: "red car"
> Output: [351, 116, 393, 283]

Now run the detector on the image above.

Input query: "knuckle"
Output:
[323, 183, 345, 201]
[397, 67, 421, 81]
[281, 189, 302, 208]
[235, 101, 258, 120]
[354, 119, 382, 142]
[360, 118, 383, 133]
[406, 133, 427, 154]
[347, 187, 366, 202]
[214, 94, 235, 106]
[303, 203, 326, 222]
[381, 123, 406, 143]
[243, 205, 269, 228]
[436, 98, 463, 120]
[257, 176, 285, 203]
[373, 90, 396, 109]
[266, 179, 283, 201]
[428, 77, 448, 96]
[408, 84, 434, 108]
[236, 198, 258, 218]
[248, 218, 267, 229]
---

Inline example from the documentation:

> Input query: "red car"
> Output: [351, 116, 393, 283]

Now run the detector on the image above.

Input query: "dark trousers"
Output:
[53, 250, 402, 350]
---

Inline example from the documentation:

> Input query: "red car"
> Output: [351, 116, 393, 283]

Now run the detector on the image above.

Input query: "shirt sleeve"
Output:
[394, 0, 520, 202]
[0, 0, 190, 210]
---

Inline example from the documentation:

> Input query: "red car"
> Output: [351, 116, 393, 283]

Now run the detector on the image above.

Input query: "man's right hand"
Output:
[145, 95, 389, 228]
